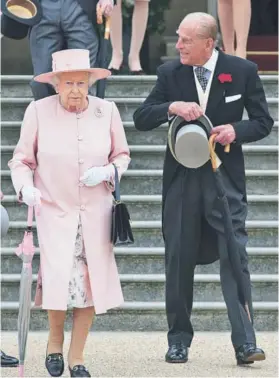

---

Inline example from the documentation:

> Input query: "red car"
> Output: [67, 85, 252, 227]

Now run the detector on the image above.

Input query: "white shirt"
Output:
[193, 49, 219, 113]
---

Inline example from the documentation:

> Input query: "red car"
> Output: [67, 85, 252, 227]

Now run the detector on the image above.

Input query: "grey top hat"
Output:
[168, 114, 214, 169]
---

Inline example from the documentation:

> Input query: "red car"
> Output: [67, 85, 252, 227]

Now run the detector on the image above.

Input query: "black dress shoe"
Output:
[69, 365, 91, 377]
[1, 350, 19, 367]
[45, 353, 64, 377]
[165, 342, 188, 363]
[236, 343, 266, 365]
[130, 70, 145, 75]
[109, 67, 121, 75]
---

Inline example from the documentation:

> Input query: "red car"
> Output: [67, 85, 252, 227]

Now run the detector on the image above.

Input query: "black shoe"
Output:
[1, 350, 19, 367]
[165, 342, 188, 363]
[45, 353, 64, 377]
[236, 343, 266, 365]
[109, 67, 121, 75]
[130, 70, 145, 75]
[69, 365, 91, 377]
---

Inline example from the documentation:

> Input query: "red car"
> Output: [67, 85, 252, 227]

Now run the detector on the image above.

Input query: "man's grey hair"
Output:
[181, 12, 218, 41]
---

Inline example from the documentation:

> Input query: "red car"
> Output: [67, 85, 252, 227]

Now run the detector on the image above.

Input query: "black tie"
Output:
[195, 67, 209, 92]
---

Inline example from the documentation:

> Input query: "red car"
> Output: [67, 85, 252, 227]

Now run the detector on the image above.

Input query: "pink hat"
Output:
[34, 49, 111, 85]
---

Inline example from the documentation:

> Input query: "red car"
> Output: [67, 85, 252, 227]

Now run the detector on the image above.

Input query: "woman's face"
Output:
[56, 71, 90, 110]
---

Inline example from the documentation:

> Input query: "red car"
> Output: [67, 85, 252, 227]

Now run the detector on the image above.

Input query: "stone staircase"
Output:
[1, 75, 278, 332]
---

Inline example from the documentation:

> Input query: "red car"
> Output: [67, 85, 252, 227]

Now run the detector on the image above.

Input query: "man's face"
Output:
[176, 22, 214, 66]
[57, 71, 90, 109]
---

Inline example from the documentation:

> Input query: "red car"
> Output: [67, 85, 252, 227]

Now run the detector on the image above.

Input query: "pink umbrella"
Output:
[15, 206, 36, 377]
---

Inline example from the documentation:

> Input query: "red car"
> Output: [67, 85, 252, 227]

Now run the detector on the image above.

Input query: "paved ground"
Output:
[1, 332, 278, 377]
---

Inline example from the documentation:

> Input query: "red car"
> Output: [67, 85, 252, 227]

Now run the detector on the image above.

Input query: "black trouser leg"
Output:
[29, 0, 64, 100]
[163, 168, 202, 347]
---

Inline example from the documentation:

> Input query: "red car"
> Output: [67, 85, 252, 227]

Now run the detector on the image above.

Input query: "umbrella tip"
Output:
[19, 364, 24, 377]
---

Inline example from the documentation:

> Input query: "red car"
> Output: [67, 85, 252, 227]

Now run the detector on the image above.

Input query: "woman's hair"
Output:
[50, 72, 95, 90]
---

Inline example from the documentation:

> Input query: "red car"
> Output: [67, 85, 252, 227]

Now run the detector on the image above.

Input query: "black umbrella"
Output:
[95, 6, 111, 99]
[209, 135, 252, 322]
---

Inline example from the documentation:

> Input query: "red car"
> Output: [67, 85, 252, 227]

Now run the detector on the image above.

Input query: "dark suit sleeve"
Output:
[232, 64, 274, 144]
[133, 66, 172, 131]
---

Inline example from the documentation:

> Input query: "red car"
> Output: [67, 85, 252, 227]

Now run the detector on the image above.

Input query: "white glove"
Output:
[21, 186, 42, 206]
[80, 165, 114, 187]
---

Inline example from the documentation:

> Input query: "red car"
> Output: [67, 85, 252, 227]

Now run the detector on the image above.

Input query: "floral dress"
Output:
[67, 220, 94, 308]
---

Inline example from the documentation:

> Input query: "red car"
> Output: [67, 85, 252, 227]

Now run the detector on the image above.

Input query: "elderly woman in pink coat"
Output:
[8, 49, 130, 378]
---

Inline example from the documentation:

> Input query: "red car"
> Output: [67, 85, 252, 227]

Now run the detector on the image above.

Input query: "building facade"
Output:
[1, 0, 278, 75]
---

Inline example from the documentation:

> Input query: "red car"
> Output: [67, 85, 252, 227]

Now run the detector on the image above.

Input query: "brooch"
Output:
[94, 106, 103, 118]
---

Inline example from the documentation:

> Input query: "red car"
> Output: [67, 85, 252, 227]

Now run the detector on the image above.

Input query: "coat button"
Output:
[79, 159, 84, 164]
[80, 205, 85, 210]
[78, 135, 83, 141]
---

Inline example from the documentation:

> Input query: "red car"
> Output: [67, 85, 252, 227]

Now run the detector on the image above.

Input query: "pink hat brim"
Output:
[34, 68, 111, 84]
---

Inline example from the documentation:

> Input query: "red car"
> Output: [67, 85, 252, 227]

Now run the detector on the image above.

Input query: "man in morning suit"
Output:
[133, 12, 273, 365]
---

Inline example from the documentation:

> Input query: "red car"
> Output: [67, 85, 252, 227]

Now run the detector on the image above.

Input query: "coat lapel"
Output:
[173, 51, 230, 114]
[206, 50, 229, 118]
[174, 64, 200, 104]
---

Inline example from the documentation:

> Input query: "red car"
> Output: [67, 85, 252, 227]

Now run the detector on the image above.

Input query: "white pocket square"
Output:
[225, 94, 242, 103]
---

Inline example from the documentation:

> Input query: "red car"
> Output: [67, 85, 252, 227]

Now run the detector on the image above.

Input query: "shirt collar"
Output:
[193, 48, 219, 73]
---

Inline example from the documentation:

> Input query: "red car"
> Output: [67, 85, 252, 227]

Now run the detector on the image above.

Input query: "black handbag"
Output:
[111, 165, 134, 246]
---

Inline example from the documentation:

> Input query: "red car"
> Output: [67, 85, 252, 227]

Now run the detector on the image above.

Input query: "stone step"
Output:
[1, 74, 278, 98]
[1, 246, 278, 275]
[1, 121, 278, 146]
[1, 220, 277, 248]
[1, 97, 278, 122]
[1, 273, 278, 303]
[127, 145, 278, 170]
[2, 194, 278, 221]
[1, 145, 278, 171]
[1, 301, 277, 331]
[0, 97, 143, 123]
[1, 169, 278, 196]
[0, 75, 158, 99]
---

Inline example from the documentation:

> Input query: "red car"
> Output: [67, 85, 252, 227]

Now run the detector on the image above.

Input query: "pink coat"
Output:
[8, 95, 130, 314]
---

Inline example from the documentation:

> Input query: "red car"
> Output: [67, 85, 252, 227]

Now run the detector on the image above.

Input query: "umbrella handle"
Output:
[96, 3, 111, 40]
[104, 17, 111, 40]
[96, 3, 103, 24]
[209, 134, 230, 171]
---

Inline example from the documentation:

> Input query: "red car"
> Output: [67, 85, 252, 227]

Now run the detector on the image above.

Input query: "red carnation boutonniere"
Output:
[218, 73, 232, 84]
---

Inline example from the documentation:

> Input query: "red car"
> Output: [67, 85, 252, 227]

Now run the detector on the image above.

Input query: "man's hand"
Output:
[168, 102, 203, 122]
[97, 0, 114, 18]
[211, 124, 236, 145]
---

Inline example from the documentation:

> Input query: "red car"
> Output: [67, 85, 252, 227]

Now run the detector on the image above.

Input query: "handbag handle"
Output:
[112, 164, 120, 202]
